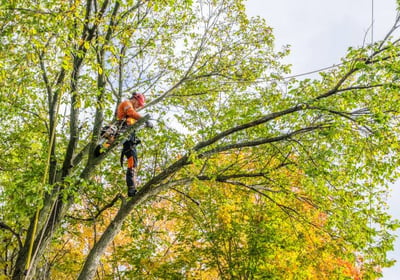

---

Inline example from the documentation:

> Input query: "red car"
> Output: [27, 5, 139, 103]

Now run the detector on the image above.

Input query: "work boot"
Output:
[128, 185, 137, 197]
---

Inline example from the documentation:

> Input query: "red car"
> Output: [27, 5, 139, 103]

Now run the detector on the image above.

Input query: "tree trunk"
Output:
[12, 194, 66, 280]
[78, 153, 190, 279]
[77, 188, 159, 280]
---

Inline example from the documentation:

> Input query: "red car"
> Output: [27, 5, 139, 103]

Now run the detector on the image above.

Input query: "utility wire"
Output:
[371, 0, 374, 45]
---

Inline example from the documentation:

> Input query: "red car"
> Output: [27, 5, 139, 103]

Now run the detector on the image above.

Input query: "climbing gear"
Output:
[120, 132, 140, 167]
[94, 120, 128, 157]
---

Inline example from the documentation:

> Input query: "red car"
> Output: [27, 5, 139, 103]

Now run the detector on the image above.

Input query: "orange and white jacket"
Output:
[117, 100, 141, 125]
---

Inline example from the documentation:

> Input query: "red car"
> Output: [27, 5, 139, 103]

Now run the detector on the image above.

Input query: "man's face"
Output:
[131, 98, 140, 109]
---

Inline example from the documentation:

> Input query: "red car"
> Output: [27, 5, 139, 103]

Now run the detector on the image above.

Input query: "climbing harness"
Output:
[120, 131, 141, 168]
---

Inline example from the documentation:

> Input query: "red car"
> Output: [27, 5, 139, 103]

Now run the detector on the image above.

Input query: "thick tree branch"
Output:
[199, 125, 328, 157]
[62, 0, 111, 178]
[91, 1, 120, 150]
[194, 105, 305, 151]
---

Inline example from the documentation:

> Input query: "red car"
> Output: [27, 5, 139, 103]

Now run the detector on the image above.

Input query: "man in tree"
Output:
[96, 92, 151, 195]
[117, 92, 152, 196]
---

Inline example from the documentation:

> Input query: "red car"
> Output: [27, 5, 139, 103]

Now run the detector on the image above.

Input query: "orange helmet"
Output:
[131, 92, 145, 108]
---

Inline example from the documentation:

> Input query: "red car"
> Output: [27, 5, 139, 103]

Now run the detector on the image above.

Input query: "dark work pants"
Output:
[122, 140, 138, 188]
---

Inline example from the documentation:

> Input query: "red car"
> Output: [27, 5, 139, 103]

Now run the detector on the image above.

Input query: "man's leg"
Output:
[126, 156, 137, 197]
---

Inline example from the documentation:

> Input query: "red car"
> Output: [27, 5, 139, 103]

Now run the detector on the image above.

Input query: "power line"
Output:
[371, 0, 374, 45]
[282, 64, 343, 80]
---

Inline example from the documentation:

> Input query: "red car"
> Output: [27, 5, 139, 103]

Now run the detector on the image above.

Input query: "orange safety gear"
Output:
[117, 100, 142, 125]
[127, 156, 135, 169]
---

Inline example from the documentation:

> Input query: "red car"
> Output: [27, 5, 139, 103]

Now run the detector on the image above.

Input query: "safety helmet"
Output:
[131, 92, 145, 108]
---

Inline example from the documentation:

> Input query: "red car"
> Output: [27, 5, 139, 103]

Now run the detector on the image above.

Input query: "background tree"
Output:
[1, 0, 400, 279]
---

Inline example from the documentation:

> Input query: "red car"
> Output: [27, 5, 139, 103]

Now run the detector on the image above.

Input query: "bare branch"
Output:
[0, 221, 22, 249]
[66, 194, 123, 222]
[170, 188, 200, 206]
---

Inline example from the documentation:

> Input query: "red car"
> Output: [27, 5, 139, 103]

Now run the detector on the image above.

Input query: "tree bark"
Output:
[78, 153, 190, 279]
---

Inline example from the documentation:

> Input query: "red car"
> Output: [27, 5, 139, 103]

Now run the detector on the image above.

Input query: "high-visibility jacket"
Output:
[117, 100, 141, 125]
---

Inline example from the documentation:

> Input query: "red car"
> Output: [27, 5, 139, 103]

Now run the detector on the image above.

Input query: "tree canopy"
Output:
[1, 0, 400, 279]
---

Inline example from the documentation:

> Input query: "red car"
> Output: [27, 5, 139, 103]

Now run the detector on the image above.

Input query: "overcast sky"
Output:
[244, 1, 399, 279]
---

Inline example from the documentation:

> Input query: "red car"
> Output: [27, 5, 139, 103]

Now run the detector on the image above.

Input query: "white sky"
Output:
[245, 1, 399, 279]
